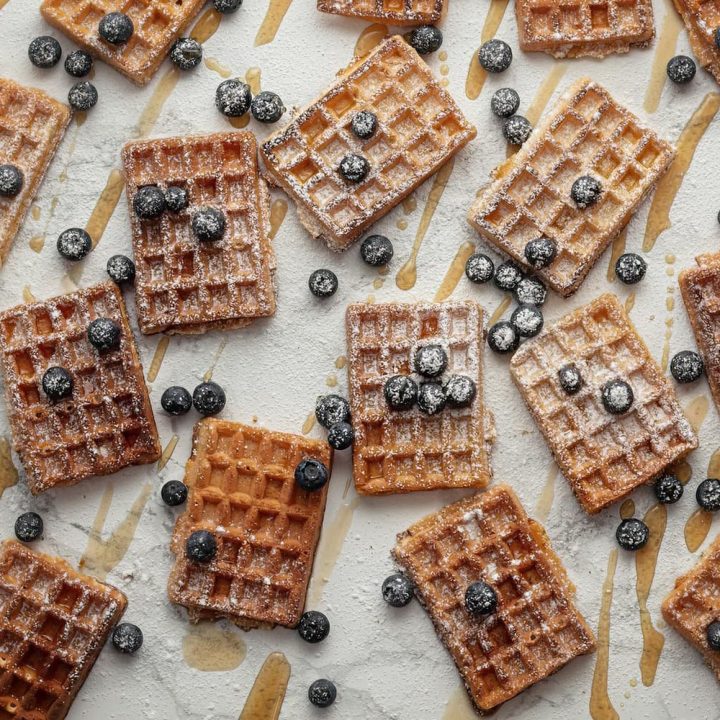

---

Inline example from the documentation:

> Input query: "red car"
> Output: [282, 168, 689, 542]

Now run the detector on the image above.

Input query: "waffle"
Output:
[0, 282, 161, 495]
[393, 485, 595, 713]
[261, 35, 476, 252]
[346, 301, 494, 495]
[0, 540, 126, 720]
[468, 77, 674, 297]
[317, 0, 446, 25]
[510, 294, 697, 514]
[679, 253, 720, 413]
[122, 131, 276, 335]
[167, 419, 333, 628]
[515, 0, 655, 58]
[0, 78, 70, 266]
[40, 0, 206, 86]
[671, 0, 720, 83]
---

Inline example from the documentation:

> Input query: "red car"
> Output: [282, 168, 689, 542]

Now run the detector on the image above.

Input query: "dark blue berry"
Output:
[601, 379, 634, 414]
[42, 367, 73, 401]
[616, 518, 649, 550]
[615, 253, 646, 284]
[667, 55, 696, 84]
[186, 530, 217, 563]
[351, 111, 378, 140]
[87, 318, 121, 352]
[68, 82, 98, 111]
[360, 235, 393, 266]
[494, 260, 523, 291]
[170, 37, 203, 70]
[327, 422, 354, 450]
[417, 382, 445, 415]
[308, 680, 336, 708]
[707, 621, 720, 650]
[111, 623, 143, 653]
[339, 154, 369, 183]
[161, 386, 193, 415]
[491, 88, 520, 118]
[99, 13, 134, 44]
[697, 478, 720, 511]
[524, 237, 557, 269]
[571, 176, 602, 208]
[107, 255, 136, 285]
[14, 512, 43, 542]
[465, 253, 494, 284]
[408, 25, 443, 55]
[57, 228, 92, 261]
[478, 39, 512, 72]
[192, 207, 226, 241]
[250, 91, 285, 123]
[28, 36, 62, 68]
[511, 304, 543, 338]
[214, 0, 243, 12]
[654, 474, 683, 504]
[64, 49, 93, 77]
[414, 344, 447, 377]
[315, 395, 350, 428]
[192, 381, 226, 416]
[383, 375, 417, 411]
[216, 79, 251, 117]
[444, 375, 476, 408]
[133, 186, 166, 220]
[165, 186, 189, 212]
[465, 581, 497, 615]
[503, 115, 532, 145]
[670, 350, 704, 383]
[309, 269, 338, 298]
[297, 610, 330, 643]
[161, 480, 188, 506]
[558, 364, 582, 395]
[382, 573, 414, 607]
[0, 165, 23, 198]
[295, 458, 329, 491]
[488, 321, 519, 354]
[515, 276, 547, 306]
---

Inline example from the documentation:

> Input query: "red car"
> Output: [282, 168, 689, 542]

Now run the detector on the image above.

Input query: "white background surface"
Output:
[1, 0, 720, 717]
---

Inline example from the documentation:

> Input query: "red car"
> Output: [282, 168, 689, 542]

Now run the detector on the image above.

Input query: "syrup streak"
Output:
[204, 57, 232, 78]
[255, 0, 295, 47]
[147, 336, 170, 383]
[204, 338, 228, 381]
[619, 498, 635, 519]
[191, 7, 222, 43]
[607, 228, 627, 282]
[0, 1, 11, 10]
[268, 199, 288, 239]
[0, 438, 18, 500]
[684, 394, 709, 435]
[239, 652, 291, 719]
[535, 463, 558, 522]
[85, 169, 124, 247]
[301, 412, 316, 435]
[353, 23, 389, 59]
[488, 294, 512, 325]
[465, 0, 510, 100]
[643, 10, 683, 114]
[684, 508, 712, 553]
[182, 624, 246, 671]
[441, 684, 476, 719]
[433, 242, 475, 302]
[624, 292, 636, 314]
[158, 435, 179, 471]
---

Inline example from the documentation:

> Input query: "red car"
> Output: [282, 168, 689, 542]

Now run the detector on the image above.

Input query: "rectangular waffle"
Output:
[0, 540, 126, 720]
[662, 532, 720, 681]
[261, 35, 476, 252]
[0, 78, 70, 266]
[468, 77, 674, 297]
[122, 131, 276, 335]
[393, 485, 595, 713]
[317, 0, 446, 25]
[510, 293, 698, 514]
[167, 419, 333, 628]
[671, 0, 720, 83]
[346, 300, 494, 495]
[40, 0, 206, 86]
[515, 0, 655, 58]
[0, 282, 161, 495]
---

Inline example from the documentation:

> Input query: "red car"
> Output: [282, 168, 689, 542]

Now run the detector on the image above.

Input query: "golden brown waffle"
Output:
[0, 540, 126, 720]
[468, 77, 674, 297]
[122, 131, 276, 336]
[317, 0, 446, 25]
[671, 0, 720, 83]
[393, 485, 595, 713]
[346, 300, 494, 495]
[679, 253, 720, 413]
[261, 35, 476, 252]
[168, 419, 333, 628]
[0, 78, 70, 266]
[40, 0, 206, 86]
[0, 282, 161, 495]
[662, 532, 720, 681]
[510, 294, 698, 514]
[515, 0, 655, 58]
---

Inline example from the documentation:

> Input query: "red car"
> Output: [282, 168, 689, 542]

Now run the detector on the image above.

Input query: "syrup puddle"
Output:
[607, 229, 627, 282]
[644, 10, 683, 113]
[268, 199, 288, 240]
[204, 338, 228, 381]
[255, 0, 295, 46]
[684, 394, 709, 434]
[239, 652, 291, 719]
[353, 23, 389, 59]
[335, 355, 347, 369]
[85, 169, 124, 247]
[465, 0, 510, 100]
[675, 459, 692, 486]
[433, 242, 475, 302]
[535, 463, 558, 522]
[301, 412, 316, 435]
[158, 435, 179, 471]
[441, 684, 476, 719]
[325, 373, 338, 388]
[488, 294, 512, 325]
[619, 498, 635, 519]
[402, 195, 417, 214]
[147, 336, 170, 383]
[182, 625, 246, 671]
[0, 438, 18, 500]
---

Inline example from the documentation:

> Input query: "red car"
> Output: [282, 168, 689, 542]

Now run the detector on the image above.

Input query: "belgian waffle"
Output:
[40, 0, 206, 86]
[510, 293, 697, 514]
[468, 77, 674, 297]
[393, 485, 595, 713]
[0, 282, 161, 495]
[122, 131, 276, 335]
[671, 0, 720, 83]
[346, 301, 494, 495]
[0, 78, 70, 266]
[515, 0, 655, 58]
[317, 0, 446, 25]
[662, 532, 720, 681]
[261, 35, 476, 252]
[167, 419, 333, 628]
[0, 540, 126, 720]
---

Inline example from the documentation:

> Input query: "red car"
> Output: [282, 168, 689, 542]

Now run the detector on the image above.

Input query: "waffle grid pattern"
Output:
[468, 78, 674, 297]
[168, 420, 333, 628]
[671, 0, 720, 83]
[317, 0, 445, 25]
[261, 36, 476, 251]
[393, 486, 595, 713]
[510, 293, 697, 513]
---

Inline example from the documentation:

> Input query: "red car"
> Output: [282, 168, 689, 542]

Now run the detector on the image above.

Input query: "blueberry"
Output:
[417, 382, 445, 415]
[478, 39, 512, 72]
[111, 623, 143, 653]
[68, 81, 98, 111]
[133, 186, 166, 220]
[616, 518, 649, 551]
[214, 0, 243, 12]
[28, 36, 62, 68]
[465, 581, 497, 615]
[491, 88, 520, 118]
[514, 276, 547, 306]
[161, 480, 188, 506]
[250, 91, 285, 123]
[192, 381, 226, 416]
[465, 253, 494, 284]
[57, 228, 92, 261]
[42, 367, 73, 401]
[408, 25, 443, 55]
[165, 186, 189, 213]
[511, 304, 543, 338]
[64, 49, 93, 78]
[315, 394, 351, 428]
[308, 679, 337, 708]
[87, 318, 121, 352]
[185, 530, 217, 563]
[696, 478, 720, 511]
[161, 386, 193, 415]
[360, 234, 393, 266]
[382, 573, 414, 607]
[297, 610, 330, 643]
[654, 474, 683, 504]
[503, 115, 532, 145]
[444, 375, 476, 408]
[339, 154, 369, 183]
[215, 78, 252, 117]
[558, 364, 583, 395]
[328, 422, 354, 450]
[571, 176, 602, 208]
[601, 379, 634, 414]
[170, 37, 203, 70]
[107, 254, 136, 285]
[383, 375, 417, 411]
[488, 321, 519, 354]
[192, 207, 226, 242]
[414, 344, 448, 378]
[494, 260, 523, 291]
[99, 12, 134, 44]
[294, 458, 330, 491]
[0, 165, 23, 198]
[351, 110, 378, 140]
[309, 269, 338, 298]
[524, 237, 557, 269]
[615, 253, 646, 284]
[707, 621, 720, 650]
[14, 512, 43, 542]
[670, 350, 704, 384]
[667, 55, 696, 84]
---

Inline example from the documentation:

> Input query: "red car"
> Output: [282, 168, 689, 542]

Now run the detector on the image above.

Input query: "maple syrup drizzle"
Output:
[643, 11, 683, 114]
[191, 7, 223, 43]
[28, 235, 44, 253]
[335, 355, 347, 369]
[675, 459, 692, 486]
[402, 195, 417, 214]
[441, 684, 476, 719]
[373, 277, 384, 290]
[239, 652, 291, 719]
[246, 67, 262, 95]
[85, 169, 124, 247]
[465, 0, 510, 100]
[684, 394, 709, 434]
[684, 446, 720, 551]
[395, 158, 455, 290]
[488, 294, 512, 325]
[229, 115, 250, 129]
[204, 57, 232, 78]
[31, 205, 41, 221]
[158, 435, 179, 471]
[268, 199, 288, 239]
[353, 23, 389, 59]
[325, 373, 338, 387]
[619, 498, 635, 519]
[535, 463, 558, 522]
[624, 292, 636, 314]
[255, 0, 295, 46]
[434, 242, 475, 302]
[301, 412, 316, 435]
[396, 218, 408, 230]
[607, 229, 627, 282]
[204, 338, 228, 381]
[22, 286, 36, 303]
[182, 624, 246, 671]
[147, 336, 170, 383]
[643, 93, 720, 252]
[0, 438, 18, 499]
[0, 1, 11, 10]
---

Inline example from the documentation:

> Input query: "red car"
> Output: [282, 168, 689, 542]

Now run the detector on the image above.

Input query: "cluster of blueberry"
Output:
[315, 394, 355, 451]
